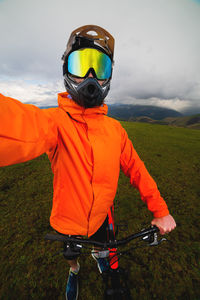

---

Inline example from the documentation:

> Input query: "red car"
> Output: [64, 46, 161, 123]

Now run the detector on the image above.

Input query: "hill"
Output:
[128, 114, 200, 129]
[0, 122, 199, 299]
[107, 104, 182, 120]
[106, 104, 200, 129]
[162, 114, 200, 129]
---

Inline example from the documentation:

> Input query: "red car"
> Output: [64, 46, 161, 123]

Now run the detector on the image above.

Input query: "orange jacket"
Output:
[0, 92, 169, 236]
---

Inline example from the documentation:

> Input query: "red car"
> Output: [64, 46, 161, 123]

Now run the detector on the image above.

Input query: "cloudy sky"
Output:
[0, 0, 200, 114]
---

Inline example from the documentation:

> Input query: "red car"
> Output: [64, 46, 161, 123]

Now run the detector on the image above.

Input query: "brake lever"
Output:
[150, 233, 167, 246]
[141, 231, 167, 246]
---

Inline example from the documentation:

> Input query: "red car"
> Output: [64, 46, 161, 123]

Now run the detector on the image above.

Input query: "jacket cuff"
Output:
[153, 209, 170, 218]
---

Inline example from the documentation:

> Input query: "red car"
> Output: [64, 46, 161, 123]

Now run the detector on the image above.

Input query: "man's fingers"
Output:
[151, 214, 176, 235]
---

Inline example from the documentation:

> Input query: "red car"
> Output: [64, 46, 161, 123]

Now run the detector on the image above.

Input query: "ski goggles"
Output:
[67, 48, 112, 80]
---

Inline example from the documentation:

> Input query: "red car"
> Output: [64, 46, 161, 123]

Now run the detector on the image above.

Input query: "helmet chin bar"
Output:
[64, 75, 110, 108]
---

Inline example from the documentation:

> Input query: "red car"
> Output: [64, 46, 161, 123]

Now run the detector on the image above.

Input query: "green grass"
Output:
[0, 122, 200, 300]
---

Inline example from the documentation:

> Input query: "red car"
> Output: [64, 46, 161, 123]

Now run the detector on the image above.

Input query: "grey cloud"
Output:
[111, 71, 199, 103]
[0, 0, 200, 113]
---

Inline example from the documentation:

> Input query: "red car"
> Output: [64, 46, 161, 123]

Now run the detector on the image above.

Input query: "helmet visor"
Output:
[67, 48, 112, 80]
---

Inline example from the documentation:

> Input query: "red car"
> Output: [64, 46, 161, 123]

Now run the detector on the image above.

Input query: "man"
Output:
[0, 25, 176, 300]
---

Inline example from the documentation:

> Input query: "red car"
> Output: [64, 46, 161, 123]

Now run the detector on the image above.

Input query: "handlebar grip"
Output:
[151, 225, 159, 232]
[45, 233, 67, 242]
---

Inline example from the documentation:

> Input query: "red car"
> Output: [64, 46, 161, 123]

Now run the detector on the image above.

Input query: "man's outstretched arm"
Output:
[0, 93, 58, 166]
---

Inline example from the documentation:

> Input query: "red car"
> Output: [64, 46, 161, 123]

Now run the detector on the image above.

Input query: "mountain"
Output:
[107, 104, 182, 120]
[38, 103, 199, 129]
[106, 104, 200, 129]
[122, 113, 200, 130]
[162, 114, 200, 129]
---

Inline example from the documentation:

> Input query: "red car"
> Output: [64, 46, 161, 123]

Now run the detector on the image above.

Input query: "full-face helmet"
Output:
[62, 25, 115, 108]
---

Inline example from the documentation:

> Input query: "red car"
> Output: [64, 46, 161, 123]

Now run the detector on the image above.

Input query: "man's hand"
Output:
[151, 214, 176, 235]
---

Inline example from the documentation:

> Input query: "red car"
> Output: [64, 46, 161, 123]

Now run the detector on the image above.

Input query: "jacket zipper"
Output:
[81, 114, 95, 237]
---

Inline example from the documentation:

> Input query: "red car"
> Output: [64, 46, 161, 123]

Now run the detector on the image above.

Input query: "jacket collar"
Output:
[57, 92, 108, 117]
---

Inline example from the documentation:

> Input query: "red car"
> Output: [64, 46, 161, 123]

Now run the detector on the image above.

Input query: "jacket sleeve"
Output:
[120, 126, 169, 218]
[0, 93, 58, 167]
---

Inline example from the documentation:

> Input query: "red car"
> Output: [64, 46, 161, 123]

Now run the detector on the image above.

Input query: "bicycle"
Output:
[45, 224, 167, 300]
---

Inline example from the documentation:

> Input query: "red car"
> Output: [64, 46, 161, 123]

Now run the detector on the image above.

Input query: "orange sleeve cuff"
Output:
[153, 209, 170, 218]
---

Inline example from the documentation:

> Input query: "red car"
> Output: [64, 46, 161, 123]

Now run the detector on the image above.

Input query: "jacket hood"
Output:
[57, 92, 108, 118]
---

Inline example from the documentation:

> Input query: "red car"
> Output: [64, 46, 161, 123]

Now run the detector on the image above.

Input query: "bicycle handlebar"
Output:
[45, 225, 159, 248]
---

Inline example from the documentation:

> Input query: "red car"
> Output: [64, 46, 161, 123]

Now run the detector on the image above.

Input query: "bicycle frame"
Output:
[104, 207, 130, 299]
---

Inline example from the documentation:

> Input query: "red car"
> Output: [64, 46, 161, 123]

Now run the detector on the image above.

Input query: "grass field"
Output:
[0, 122, 200, 300]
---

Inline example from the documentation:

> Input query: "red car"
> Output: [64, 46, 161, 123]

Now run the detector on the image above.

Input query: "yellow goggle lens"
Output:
[67, 48, 112, 80]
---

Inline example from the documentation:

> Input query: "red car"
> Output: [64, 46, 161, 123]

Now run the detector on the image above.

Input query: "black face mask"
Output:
[64, 76, 110, 108]
[76, 78, 105, 108]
